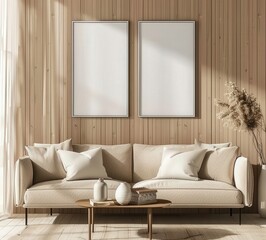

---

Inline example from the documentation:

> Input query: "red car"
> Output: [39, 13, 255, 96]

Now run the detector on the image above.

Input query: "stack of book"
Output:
[89, 199, 115, 206]
[130, 187, 157, 205]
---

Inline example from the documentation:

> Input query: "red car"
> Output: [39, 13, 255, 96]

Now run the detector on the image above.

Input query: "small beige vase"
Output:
[258, 165, 266, 217]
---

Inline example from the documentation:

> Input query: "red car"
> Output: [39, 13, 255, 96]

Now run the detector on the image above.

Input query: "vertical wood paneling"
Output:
[50, 0, 60, 143]
[235, 0, 242, 153]
[211, 0, 218, 144]
[34, 0, 43, 143]
[70, 0, 81, 143]
[18, 0, 266, 213]
[28, 0, 35, 145]
[239, 0, 250, 161]
[198, 0, 212, 143]
[169, 0, 179, 145]
[42, 0, 49, 143]
[25, 0, 30, 148]
[64, 0, 72, 140]
[227, 0, 237, 145]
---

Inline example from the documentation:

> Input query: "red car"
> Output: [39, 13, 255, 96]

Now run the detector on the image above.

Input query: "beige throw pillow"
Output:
[198, 146, 239, 184]
[58, 148, 109, 181]
[195, 139, 231, 150]
[156, 148, 207, 180]
[34, 139, 73, 151]
[25, 145, 66, 184]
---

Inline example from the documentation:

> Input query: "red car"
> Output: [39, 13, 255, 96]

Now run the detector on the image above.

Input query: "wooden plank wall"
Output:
[16, 0, 266, 213]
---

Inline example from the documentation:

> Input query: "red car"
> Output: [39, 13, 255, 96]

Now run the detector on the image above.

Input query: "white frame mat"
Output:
[138, 21, 195, 117]
[72, 21, 129, 117]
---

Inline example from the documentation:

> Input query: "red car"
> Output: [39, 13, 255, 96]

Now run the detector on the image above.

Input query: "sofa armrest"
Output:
[15, 156, 33, 207]
[234, 156, 254, 207]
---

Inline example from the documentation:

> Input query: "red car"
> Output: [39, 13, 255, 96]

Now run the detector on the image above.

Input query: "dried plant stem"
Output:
[262, 118, 266, 132]
[216, 81, 266, 165]
[251, 130, 265, 165]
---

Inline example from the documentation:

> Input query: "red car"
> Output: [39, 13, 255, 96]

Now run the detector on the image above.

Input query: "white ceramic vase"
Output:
[258, 165, 266, 217]
[93, 178, 108, 201]
[115, 182, 132, 205]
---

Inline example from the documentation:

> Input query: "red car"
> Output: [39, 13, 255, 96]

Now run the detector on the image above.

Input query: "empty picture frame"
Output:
[72, 21, 129, 117]
[138, 21, 195, 117]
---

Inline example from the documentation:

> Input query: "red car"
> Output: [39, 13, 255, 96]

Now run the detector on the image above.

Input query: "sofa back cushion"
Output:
[133, 144, 196, 182]
[72, 144, 132, 182]
[34, 139, 73, 151]
[195, 139, 231, 150]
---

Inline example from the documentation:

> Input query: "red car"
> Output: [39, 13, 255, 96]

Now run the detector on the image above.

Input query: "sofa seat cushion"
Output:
[133, 179, 243, 207]
[24, 179, 122, 208]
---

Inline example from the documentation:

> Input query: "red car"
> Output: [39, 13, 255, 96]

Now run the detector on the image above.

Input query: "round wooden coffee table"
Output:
[76, 199, 171, 240]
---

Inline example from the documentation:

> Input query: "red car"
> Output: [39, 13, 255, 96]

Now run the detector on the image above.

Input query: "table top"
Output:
[76, 199, 171, 209]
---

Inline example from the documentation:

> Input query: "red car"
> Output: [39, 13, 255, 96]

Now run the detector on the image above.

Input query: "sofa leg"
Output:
[230, 208, 232, 216]
[50, 208, 52, 216]
[25, 208, 28, 226]
[239, 208, 242, 225]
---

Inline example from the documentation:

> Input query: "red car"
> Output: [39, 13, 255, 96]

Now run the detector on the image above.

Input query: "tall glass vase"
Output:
[258, 165, 266, 217]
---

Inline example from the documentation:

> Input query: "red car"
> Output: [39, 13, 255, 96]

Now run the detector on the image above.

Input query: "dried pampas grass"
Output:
[216, 81, 266, 165]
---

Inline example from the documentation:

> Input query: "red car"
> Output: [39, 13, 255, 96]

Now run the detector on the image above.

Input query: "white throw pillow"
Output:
[161, 145, 197, 160]
[58, 148, 109, 181]
[155, 148, 207, 180]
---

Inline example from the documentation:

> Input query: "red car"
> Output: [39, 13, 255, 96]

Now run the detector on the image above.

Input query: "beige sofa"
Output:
[15, 143, 254, 225]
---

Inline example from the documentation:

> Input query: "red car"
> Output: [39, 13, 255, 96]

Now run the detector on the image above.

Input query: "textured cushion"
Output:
[34, 139, 73, 151]
[24, 178, 243, 208]
[195, 139, 231, 150]
[25, 145, 67, 184]
[72, 144, 132, 182]
[133, 144, 197, 182]
[133, 179, 243, 206]
[58, 148, 108, 181]
[23, 179, 122, 208]
[199, 146, 239, 185]
[156, 148, 207, 180]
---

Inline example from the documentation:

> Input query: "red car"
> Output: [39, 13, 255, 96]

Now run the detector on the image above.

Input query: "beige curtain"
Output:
[0, 0, 19, 218]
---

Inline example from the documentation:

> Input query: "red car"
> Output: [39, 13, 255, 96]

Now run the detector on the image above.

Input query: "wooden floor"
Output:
[0, 213, 266, 240]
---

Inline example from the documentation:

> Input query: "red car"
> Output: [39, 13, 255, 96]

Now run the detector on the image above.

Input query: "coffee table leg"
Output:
[147, 208, 152, 240]
[88, 208, 91, 240]
[92, 208, 94, 232]
[147, 210, 149, 233]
